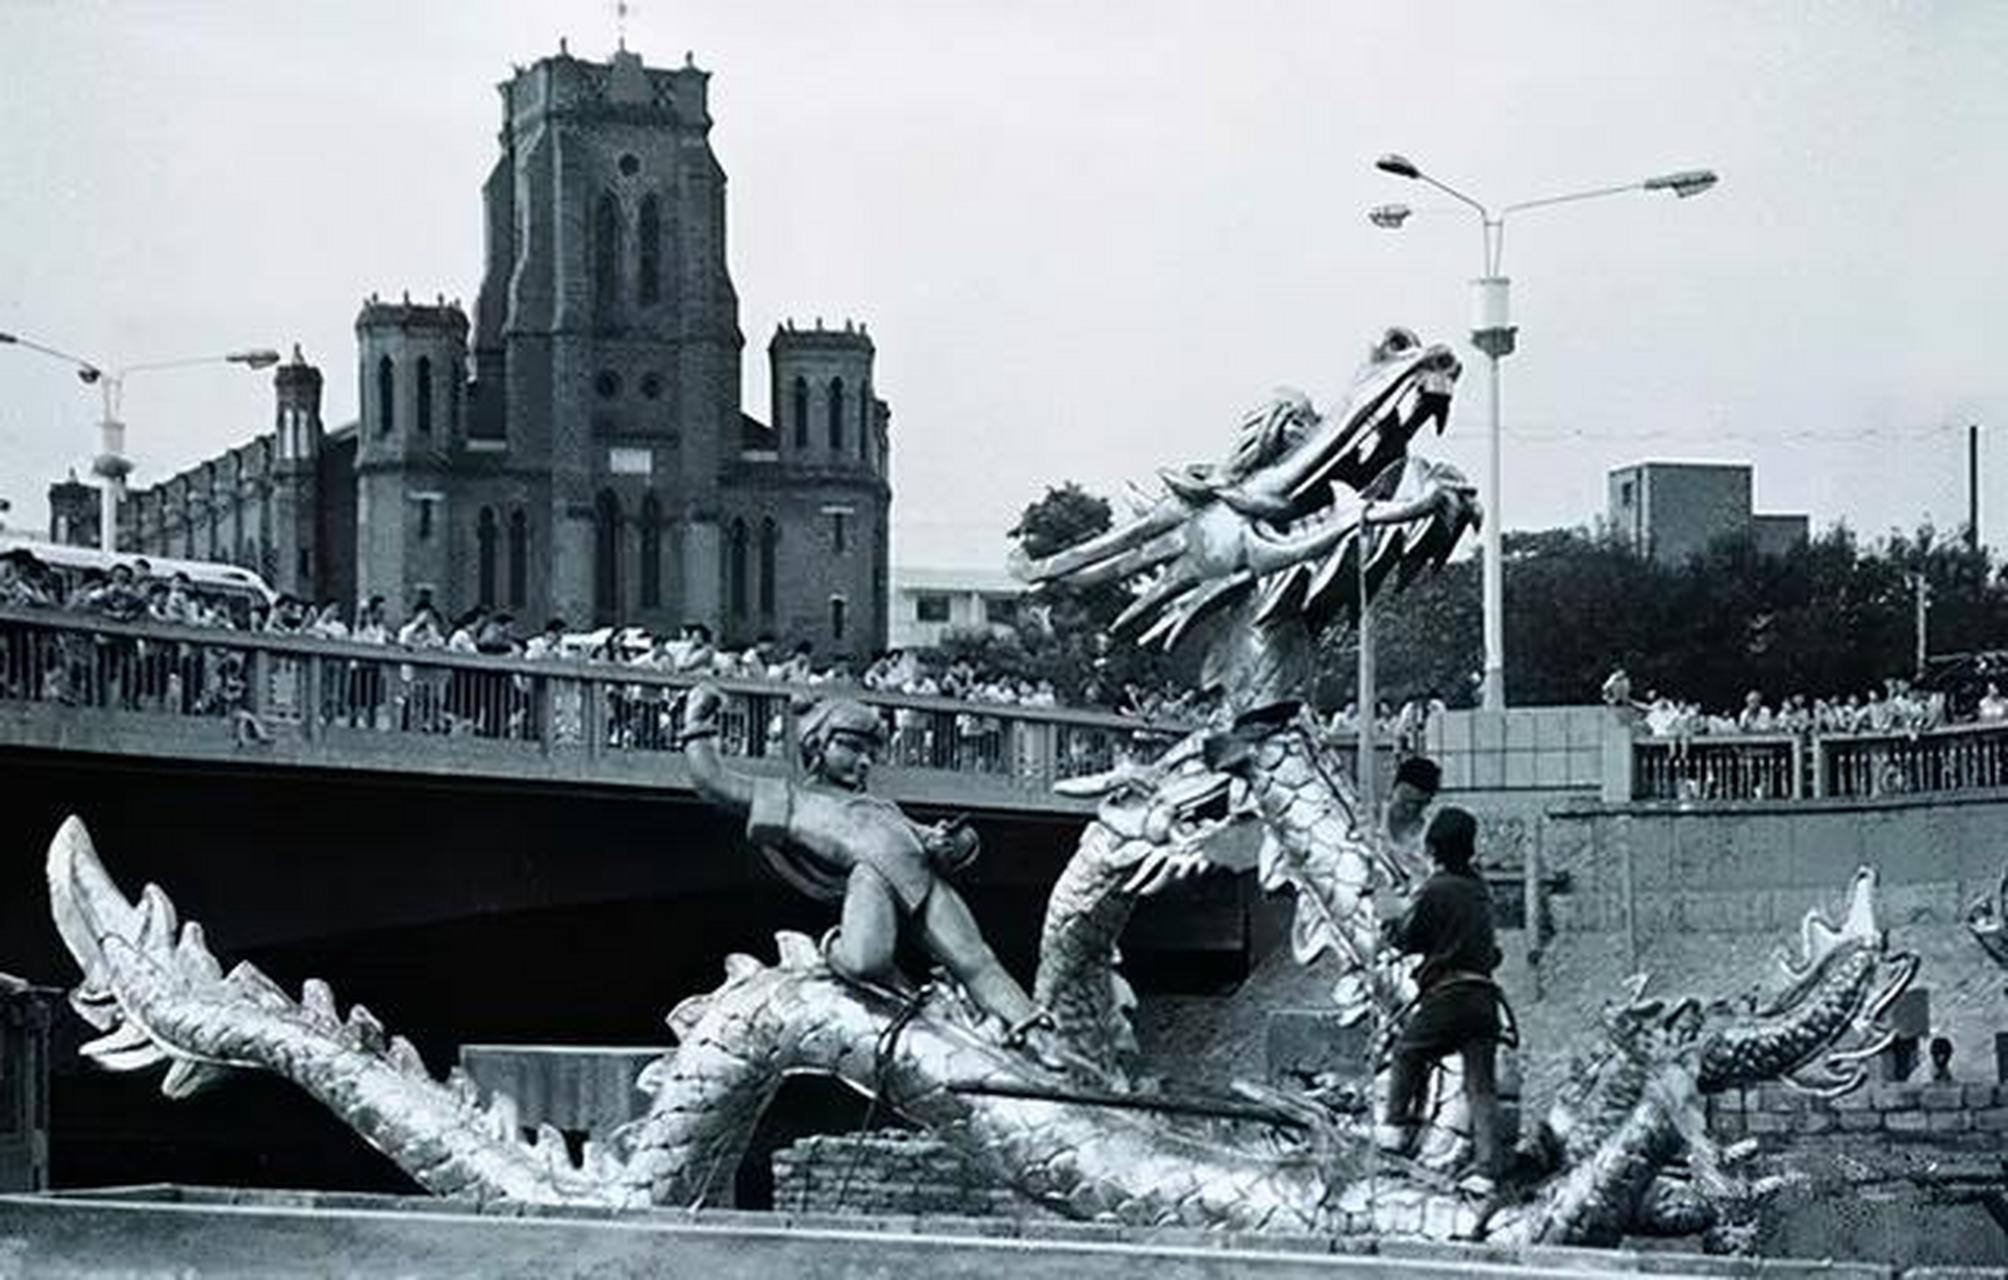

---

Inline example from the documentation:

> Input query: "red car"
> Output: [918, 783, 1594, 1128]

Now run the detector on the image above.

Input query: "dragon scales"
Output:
[37, 330, 1921, 1246]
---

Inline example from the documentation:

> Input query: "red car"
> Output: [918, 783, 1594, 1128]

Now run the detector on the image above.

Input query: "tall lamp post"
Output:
[1369, 157, 1718, 710]
[0, 334, 280, 552]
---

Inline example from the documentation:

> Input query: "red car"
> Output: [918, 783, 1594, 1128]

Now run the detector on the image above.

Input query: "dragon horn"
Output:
[1009, 504, 1183, 584]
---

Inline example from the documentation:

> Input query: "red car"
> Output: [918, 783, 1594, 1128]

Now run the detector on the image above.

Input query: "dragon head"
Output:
[1009, 329, 1479, 657]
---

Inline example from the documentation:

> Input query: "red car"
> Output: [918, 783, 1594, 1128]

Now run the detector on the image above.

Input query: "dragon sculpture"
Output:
[39, 328, 1920, 1248]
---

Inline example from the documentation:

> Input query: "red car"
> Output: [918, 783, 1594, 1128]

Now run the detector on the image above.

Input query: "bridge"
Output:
[0, 607, 1191, 815]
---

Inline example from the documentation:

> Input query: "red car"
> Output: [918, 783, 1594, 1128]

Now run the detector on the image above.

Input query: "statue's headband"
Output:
[797, 698, 886, 751]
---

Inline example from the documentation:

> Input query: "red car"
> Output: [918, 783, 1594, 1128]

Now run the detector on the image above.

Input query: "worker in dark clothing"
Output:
[1377, 805, 1503, 1192]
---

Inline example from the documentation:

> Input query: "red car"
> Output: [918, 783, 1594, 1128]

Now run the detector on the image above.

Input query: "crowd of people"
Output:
[0, 548, 1207, 736]
[1327, 697, 1445, 755]
[1601, 666, 1970, 740]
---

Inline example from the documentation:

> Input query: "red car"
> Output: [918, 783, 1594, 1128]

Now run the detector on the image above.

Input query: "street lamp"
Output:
[1, 333, 280, 552]
[1369, 155, 1718, 710]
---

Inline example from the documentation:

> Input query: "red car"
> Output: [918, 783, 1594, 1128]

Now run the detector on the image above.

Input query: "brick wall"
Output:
[1710, 1079, 2008, 1146]
[771, 1130, 1062, 1220]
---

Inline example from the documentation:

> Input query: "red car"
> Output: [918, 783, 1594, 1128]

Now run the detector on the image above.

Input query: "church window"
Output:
[640, 372, 662, 400]
[418, 497, 434, 542]
[792, 376, 809, 449]
[508, 510, 528, 608]
[416, 356, 434, 435]
[477, 507, 497, 605]
[641, 493, 662, 608]
[596, 370, 622, 399]
[830, 510, 849, 555]
[830, 595, 847, 643]
[377, 355, 395, 436]
[594, 489, 623, 622]
[638, 194, 662, 306]
[594, 192, 622, 314]
[728, 518, 748, 617]
[828, 377, 845, 452]
[759, 518, 778, 617]
[618, 153, 640, 177]
[859, 379, 871, 461]
[448, 364, 462, 435]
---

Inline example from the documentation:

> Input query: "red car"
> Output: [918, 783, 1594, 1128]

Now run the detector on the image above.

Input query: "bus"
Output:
[0, 534, 279, 623]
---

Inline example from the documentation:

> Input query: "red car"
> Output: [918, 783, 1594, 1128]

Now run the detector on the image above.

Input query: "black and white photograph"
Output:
[0, 2, 2004, 1275]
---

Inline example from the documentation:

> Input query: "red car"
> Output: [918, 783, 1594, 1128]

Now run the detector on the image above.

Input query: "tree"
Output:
[1005, 483, 1183, 703]
[1009, 483, 1112, 561]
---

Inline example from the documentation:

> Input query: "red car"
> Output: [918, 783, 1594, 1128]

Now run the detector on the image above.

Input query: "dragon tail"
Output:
[47, 815, 637, 1208]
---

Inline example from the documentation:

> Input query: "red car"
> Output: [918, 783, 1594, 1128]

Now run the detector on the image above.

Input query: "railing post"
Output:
[583, 676, 603, 761]
[242, 647, 265, 718]
[535, 673, 553, 756]
[299, 655, 320, 742]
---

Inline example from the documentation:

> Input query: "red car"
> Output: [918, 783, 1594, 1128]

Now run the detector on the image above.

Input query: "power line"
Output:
[1494, 422, 1970, 444]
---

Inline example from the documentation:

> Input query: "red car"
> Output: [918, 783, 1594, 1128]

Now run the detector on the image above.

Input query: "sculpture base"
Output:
[0, 1184, 1955, 1278]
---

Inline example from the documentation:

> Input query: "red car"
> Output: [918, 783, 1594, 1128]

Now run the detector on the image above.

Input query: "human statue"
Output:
[678, 684, 1064, 1062]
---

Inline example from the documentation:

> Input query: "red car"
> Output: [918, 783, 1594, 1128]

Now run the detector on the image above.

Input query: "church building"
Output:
[66, 44, 892, 658]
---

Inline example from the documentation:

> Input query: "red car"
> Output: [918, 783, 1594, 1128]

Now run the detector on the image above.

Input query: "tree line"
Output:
[958, 483, 2008, 715]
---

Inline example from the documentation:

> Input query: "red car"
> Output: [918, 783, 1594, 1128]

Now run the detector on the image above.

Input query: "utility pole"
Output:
[1913, 572, 1931, 680]
[1970, 423, 1981, 551]
[1357, 512, 1378, 812]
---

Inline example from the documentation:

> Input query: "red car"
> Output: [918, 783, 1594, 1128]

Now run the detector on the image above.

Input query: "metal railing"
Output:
[0, 608, 1185, 798]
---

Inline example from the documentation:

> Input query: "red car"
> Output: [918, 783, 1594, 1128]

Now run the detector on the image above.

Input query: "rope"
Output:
[824, 982, 932, 1214]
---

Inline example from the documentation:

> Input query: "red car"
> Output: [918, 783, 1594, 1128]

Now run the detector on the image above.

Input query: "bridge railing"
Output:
[1631, 732, 1803, 801]
[0, 608, 1188, 797]
[1813, 720, 2008, 798]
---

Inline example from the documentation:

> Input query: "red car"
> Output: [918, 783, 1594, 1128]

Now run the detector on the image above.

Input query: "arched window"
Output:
[594, 191, 622, 314]
[728, 518, 749, 617]
[638, 194, 661, 306]
[758, 517, 778, 617]
[792, 376, 809, 449]
[477, 506, 497, 605]
[830, 595, 847, 643]
[416, 356, 434, 435]
[827, 376, 845, 452]
[508, 510, 528, 608]
[641, 493, 662, 608]
[376, 355, 395, 436]
[859, 378, 871, 461]
[448, 364, 462, 437]
[594, 489, 622, 622]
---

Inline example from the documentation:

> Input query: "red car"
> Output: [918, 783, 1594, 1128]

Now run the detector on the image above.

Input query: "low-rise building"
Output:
[889, 567, 1025, 651]
[1607, 461, 1807, 564]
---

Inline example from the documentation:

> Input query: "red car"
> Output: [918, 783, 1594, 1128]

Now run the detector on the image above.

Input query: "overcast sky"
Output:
[3, 1, 2004, 572]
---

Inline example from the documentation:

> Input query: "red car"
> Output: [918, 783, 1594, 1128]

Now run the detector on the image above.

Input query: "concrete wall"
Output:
[1520, 795, 2008, 1116]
